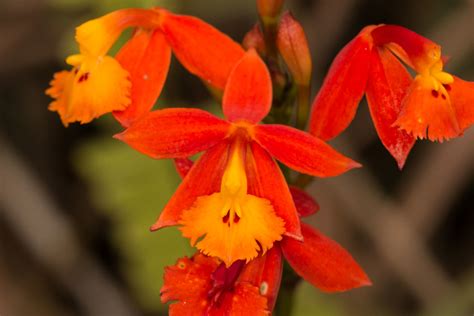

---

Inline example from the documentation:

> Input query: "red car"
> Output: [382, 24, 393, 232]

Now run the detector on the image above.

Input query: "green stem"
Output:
[295, 83, 311, 131]
[274, 262, 302, 316]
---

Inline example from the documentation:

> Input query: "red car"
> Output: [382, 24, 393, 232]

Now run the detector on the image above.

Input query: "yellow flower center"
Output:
[179, 138, 285, 267]
[422, 59, 454, 92]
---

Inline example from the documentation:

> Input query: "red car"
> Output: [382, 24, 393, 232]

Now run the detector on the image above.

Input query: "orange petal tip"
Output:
[112, 132, 124, 141]
[349, 160, 363, 170]
[284, 231, 304, 241]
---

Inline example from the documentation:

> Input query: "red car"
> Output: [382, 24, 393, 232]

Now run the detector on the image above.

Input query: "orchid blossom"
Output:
[309, 24, 474, 168]
[116, 49, 360, 267]
[46, 8, 244, 127]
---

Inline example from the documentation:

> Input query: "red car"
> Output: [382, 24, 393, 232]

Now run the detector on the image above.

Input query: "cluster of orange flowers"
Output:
[46, 2, 473, 314]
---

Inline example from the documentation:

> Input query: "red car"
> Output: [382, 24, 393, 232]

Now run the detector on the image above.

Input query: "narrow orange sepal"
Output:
[159, 10, 245, 89]
[309, 28, 374, 140]
[365, 47, 415, 169]
[115, 108, 231, 159]
[113, 29, 171, 127]
[281, 223, 371, 292]
[254, 124, 361, 177]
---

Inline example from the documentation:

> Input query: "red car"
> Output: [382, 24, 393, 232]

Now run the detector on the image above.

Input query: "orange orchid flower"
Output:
[161, 188, 370, 315]
[116, 49, 360, 267]
[161, 251, 278, 315]
[46, 9, 162, 126]
[309, 24, 474, 168]
[46, 8, 245, 127]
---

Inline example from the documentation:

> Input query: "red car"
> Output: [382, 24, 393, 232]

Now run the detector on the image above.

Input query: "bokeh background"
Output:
[1, 0, 473, 315]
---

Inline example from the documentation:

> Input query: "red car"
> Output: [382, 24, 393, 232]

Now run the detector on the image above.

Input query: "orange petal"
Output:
[161, 254, 218, 315]
[240, 246, 283, 311]
[47, 56, 130, 126]
[365, 47, 415, 169]
[246, 142, 302, 241]
[161, 254, 218, 304]
[289, 186, 320, 217]
[254, 124, 361, 177]
[76, 8, 161, 56]
[115, 108, 231, 159]
[309, 28, 373, 140]
[394, 76, 460, 142]
[222, 49, 272, 124]
[281, 223, 371, 292]
[371, 25, 441, 73]
[449, 76, 474, 132]
[113, 29, 171, 127]
[159, 10, 245, 89]
[151, 141, 229, 230]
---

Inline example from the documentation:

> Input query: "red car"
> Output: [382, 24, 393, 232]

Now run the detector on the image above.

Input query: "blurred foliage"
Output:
[74, 133, 192, 312]
[293, 282, 343, 316]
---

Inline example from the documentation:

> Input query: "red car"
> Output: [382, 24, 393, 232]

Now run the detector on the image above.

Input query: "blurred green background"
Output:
[1, 0, 473, 315]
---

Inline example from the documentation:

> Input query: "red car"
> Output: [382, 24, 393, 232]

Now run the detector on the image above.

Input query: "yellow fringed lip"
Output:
[46, 55, 131, 126]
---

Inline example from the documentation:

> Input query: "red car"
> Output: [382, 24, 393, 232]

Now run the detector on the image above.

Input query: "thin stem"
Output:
[274, 262, 302, 316]
[295, 83, 311, 131]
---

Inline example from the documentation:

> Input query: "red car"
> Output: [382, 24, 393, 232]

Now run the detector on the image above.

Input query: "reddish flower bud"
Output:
[276, 11, 312, 85]
[243, 23, 266, 55]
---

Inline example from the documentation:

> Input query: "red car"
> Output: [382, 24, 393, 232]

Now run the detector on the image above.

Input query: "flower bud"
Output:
[242, 23, 266, 55]
[276, 11, 312, 85]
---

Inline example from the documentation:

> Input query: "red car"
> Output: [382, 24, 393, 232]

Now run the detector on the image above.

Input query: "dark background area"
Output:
[1, 0, 473, 315]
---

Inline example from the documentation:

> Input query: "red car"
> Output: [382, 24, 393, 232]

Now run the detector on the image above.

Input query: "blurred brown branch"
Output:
[0, 133, 140, 316]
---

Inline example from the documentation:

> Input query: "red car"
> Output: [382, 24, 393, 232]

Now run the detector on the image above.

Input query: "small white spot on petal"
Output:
[259, 282, 268, 295]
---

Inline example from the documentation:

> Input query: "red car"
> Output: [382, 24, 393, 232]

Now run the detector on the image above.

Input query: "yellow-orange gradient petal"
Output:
[47, 55, 130, 126]
[394, 76, 460, 142]
[76, 9, 161, 56]
[179, 192, 285, 267]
